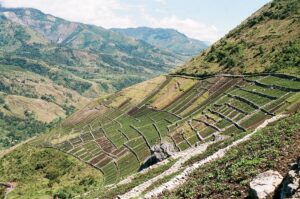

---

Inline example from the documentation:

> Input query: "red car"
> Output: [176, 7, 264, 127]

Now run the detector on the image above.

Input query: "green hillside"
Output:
[0, 145, 104, 198]
[37, 74, 300, 187]
[0, 0, 300, 198]
[0, 8, 184, 96]
[0, 7, 192, 149]
[176, 0, 300, 76]
[111, 27, 208, 58]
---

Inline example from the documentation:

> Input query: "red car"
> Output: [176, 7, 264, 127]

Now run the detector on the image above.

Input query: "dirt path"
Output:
[142, 114, 286, 198]
[118, 142, 213, 199]
[119, 114, 285, 199]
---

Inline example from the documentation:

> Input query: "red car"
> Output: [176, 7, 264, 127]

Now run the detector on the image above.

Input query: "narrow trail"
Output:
[143, 114, 286, 199]
[118, 142, 213, 199]
[119, 114, 285, 199]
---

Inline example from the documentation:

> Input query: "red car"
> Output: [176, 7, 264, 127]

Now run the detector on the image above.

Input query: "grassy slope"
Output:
[0, 65, 90, 120]
[177, 0, 300, 76]
[161, 112, 300, 198]
[0, 64, 91, 149]
[0, 145, 104, 199]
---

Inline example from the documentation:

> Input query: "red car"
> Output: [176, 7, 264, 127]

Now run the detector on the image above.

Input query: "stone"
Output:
[151, 142, 176, 162]
[212, 133, 227, 142]
[279, 156, 300, 199]
[249, 170, 283, 199]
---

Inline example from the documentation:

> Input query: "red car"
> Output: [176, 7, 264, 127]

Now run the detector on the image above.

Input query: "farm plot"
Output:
[229, 89, 272, 107]
[244, 84, 287, 98]
[137, 125, 161, 146]
[102, 126, 127, 147]
[117, 152, 140, 179]
[101, 162, 119, 185]
[46, 75, 300, 187]
[258, 76, 300, 91]
[126, 136, 151, 162]
[163, 82, 202, 113]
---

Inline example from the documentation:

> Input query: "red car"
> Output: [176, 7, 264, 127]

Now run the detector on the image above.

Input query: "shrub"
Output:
[0, 97, 4, 104]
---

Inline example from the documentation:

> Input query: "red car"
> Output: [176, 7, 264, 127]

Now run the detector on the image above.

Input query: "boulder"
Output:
[151, 142, 176, 162]
[140, 142, 176, 171]
[279, 157, 300, 199]
[212, 133, 227, 142]
[249, 170, 283, 199]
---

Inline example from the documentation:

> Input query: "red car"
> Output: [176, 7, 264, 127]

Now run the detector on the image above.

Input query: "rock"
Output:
[212, 133, 227, 142]
[249, 170, 283, 199]
[279, 156, 300, 199]
[151, 142, 176, 162]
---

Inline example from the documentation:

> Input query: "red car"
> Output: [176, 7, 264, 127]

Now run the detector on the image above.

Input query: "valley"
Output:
[0, 7, 206, 149]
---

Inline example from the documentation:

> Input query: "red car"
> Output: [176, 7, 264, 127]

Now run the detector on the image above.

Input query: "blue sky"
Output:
[0, 0, 271, 42]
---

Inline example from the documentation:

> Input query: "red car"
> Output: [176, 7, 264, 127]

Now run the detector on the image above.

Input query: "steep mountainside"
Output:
[111, 27, 208, 58]
[0, 7, 188, 149]
[177, 0, 300, 76]
[0, 0, 300, 198]
[0, 7, 184, 96]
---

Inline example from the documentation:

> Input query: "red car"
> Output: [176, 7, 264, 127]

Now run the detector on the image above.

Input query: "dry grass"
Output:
[110, 76, 166, 108]
[151, 77, 197, 109]
[3, 95, 65, 123]
[0, 68, 90, 122]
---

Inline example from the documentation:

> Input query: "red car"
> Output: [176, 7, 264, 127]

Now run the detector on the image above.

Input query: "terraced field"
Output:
[37, 74, 300, 185]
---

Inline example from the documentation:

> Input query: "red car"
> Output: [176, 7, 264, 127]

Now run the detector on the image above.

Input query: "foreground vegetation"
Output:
[0, 145, 103, 198]
[162, 112, 300, 198]
[0, 112, 58, 149]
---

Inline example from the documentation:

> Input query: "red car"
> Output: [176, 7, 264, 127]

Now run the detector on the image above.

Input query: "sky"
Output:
[0, 0, 271, 43]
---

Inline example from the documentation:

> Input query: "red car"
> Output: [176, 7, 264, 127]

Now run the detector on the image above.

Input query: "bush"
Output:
[0, 97, 4, 104]
[0, 111, 58, 148]
[204, 41, 244, 69]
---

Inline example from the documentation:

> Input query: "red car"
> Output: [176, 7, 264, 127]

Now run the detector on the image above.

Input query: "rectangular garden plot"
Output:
[101, 161, 119, 185]
[137, 124, 161, 146]
[96, 137, 116, 153]
[117, 152, 140, 179]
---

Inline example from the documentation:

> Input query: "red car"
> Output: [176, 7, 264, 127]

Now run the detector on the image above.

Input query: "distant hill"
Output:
[0, 7, 184, 97]
[0, 7, 185, 149]
[111, 27, 208, 58]
[177, 0, 300, 76]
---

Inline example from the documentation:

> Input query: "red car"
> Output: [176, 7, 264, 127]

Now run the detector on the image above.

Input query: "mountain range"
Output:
[0, 7, 208, 149]
[111, 27, 208, 58]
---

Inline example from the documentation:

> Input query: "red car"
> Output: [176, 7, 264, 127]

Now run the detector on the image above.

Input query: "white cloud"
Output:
[157, 16, 220, 42]
[142, 11, 221, 43]
[0, 0, 136, 28]
[0, 0, 222, 42]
